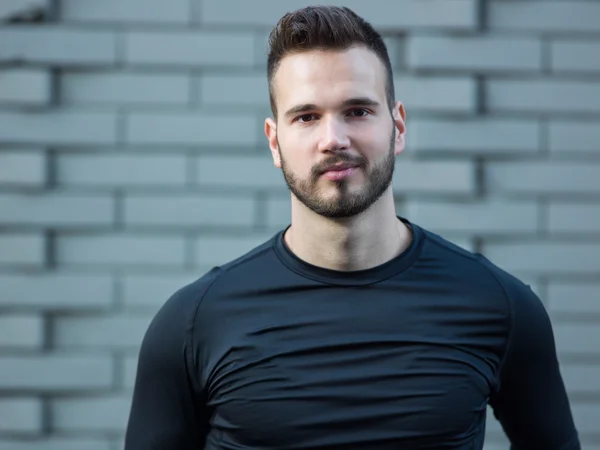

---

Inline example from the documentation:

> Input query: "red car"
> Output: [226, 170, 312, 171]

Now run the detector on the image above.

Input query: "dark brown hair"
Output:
[267, 6, 395, 118]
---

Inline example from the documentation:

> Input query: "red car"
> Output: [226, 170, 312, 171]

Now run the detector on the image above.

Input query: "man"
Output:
[125, 6, 580, 449]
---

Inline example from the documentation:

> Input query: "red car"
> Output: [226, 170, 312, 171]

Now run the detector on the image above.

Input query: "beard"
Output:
[278, 128, 396, 219]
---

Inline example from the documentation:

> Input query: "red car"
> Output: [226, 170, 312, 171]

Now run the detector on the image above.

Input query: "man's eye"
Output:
[297, 114, 316, 123]
[348, 109, 369, 117]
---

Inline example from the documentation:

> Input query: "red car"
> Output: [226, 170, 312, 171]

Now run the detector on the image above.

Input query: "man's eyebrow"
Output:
[283, 97, 381, 119]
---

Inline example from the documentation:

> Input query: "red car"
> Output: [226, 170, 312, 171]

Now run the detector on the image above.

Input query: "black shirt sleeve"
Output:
[487, 269, 580, 449]
[124, 270, 220, 450]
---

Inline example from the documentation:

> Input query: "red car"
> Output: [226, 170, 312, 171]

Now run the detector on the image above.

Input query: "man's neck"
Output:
[284, 193, 412, 272]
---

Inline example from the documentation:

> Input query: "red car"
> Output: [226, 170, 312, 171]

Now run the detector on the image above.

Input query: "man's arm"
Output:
[488, 280, 580, 449]
[125, 276, 216, 450]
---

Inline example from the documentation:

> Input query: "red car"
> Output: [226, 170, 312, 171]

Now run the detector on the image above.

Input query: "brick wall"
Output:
[0, 0, 599, 448]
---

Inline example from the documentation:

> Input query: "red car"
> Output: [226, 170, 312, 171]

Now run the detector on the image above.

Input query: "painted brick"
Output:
[195, 234, 276, 266]
[486, 162, 600, 194]
[489, 1, 600, 33]
[123, 354, 138, 389]
[196, 156, 280, 189]
[54, 314, 152, 350]
[0, 0, 48, 20]
[123, 272, 200, 309]
[200, 0, 478, 30]
[395, 76, 477, 113]
[552, 40, 600, 73]
[0, 69, 51, 106]
[61, 72, 190, 105]
[0, 355, 112, 390]
[55, 234, 186, 267]
[0, 314, 43, 349]
[0, 398, 42, 433]
[392, 160, 475, 195]
[0, 440, 111, 450]
[56, 154, 187, 187]
[408, 36, 541, 72]
[125, 31, 255, 67]
[0, 27, 116, 66]
[0, 234, 45, 267]
[548, 203, 600, 233]
[547, 282, 600, 315]
[0, 150, 46, 187]
[200, 73, 268, 107]
[61, 0, 189, 23]
[126, 112, 258, 146]
[549, 121, 600, 153]
[0, 193, 113, 227]
[572, 404, 600, 434]
[561, 365, 600, 393]
[266, 196, 291, 229]
[124, 194, 256, 228]
[0, 273, 113, 310]
[486, 79, 600, 114]
[405, 200, 538, 234]
[0, 111, 117, 145]
[483, 242, 600, 275]
[555, 324, 600, 355]
[52, 395, 131, 433]
[410, 119, 539, 154]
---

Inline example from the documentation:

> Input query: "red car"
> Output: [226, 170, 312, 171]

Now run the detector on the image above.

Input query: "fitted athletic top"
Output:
[125, 218, 580, 450]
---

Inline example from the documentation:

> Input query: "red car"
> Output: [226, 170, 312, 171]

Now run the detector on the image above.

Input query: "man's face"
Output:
[265, 45, 406, 219]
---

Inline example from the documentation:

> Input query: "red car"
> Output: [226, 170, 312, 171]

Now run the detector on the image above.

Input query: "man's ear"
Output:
[265, 117, 281, 168]
[392, 101, 407, 156]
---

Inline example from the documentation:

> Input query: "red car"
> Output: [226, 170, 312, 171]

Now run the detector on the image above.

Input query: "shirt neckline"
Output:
[273, 216, 424, 286]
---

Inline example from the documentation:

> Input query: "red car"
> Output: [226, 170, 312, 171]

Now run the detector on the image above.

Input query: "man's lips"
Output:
[321, 164, 360, 180]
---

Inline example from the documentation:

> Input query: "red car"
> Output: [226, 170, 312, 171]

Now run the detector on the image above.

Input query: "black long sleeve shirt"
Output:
[125, 218, 580, 449]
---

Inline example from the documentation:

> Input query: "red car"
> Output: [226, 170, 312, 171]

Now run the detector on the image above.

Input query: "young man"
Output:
[125, 6, 580, 449]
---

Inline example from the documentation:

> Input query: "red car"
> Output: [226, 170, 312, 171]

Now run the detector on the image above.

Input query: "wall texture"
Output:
[0, 0, 599, 449]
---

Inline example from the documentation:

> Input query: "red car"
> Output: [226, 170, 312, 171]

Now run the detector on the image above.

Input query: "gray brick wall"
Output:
[0, 1, 599, 448]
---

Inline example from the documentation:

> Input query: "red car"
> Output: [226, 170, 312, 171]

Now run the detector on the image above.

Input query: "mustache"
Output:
[312, 154, 368, 177]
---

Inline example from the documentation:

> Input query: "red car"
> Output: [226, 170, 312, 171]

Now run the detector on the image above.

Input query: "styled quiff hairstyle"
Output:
[267, 5, 395, 118]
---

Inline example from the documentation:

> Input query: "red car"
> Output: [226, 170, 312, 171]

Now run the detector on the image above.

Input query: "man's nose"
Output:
[317, 117, 351, 152]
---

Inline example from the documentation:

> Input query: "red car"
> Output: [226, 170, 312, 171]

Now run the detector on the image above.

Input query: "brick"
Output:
[489, 1, 600, 33]
[125, 31, 255, 67]
[486, 162, 600, 194]
[196, 155, 290, 190]
[0, 150, 46, 186]
[548, 203, 600, 233]
[0, 193, 113, 228]
[123, 354, 138, 389]
[482, 242, 600, 275]
[0, 0, 48, 20]
[266, 196, 291, 229]
[0, 234, 45, 267]
[486, 79, 600, 114]
[124, 194, 256, 228]
[392, 160, 475, 195]
[572, 404, 600, 434]
[61, 0, 189, 23]
[547, 282, 600, 315]
[126, 112, 258, 146]
[200, 73, 268, 107]
[54, 314, 152, 350]
[0, 398, 42, 433]
[549, 121, 600, 153]
[0, 440, 111, 450]
[0, 111, 117, 145]
[200, 0, 478, 30]
[0, 69, 51, 106]
[0, 273, 112, 310]
[0, 314, 43, 349]
[552, 40, 600, 73]
[555, 325, 600, 356]
[0, 27, 116, 66]
[561, 364, 600, 393]
[55, 234, 186, 267]
[410, 119, 539, 154]
[0, 355, 112, 390]
[61, 72, 190, 105]
[56, 154, 187, 187]
[123, 273, 199, 309]
[395, 76, 476, 113]
[408, 36, 541, 72]
[52, 395, 131, 433]
[405, 200, 538, 234]
[195, 234, 275, 266]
